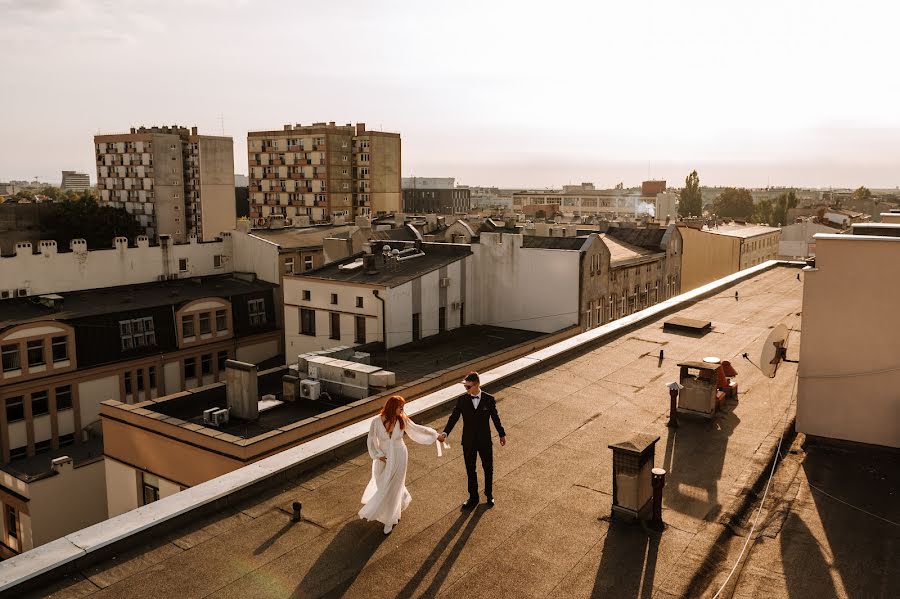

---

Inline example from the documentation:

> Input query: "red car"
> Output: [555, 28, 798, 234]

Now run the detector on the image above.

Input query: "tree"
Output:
[678, 170, 702, 217]
[42, 198, 142, 249]
[771, 190, 798, 226]
[851, 186, 872, 202]
[754, 199, 774, 224]
[713, 187, 754, 219]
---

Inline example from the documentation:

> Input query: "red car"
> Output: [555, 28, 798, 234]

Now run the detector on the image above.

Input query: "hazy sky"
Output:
[2, 0, 899, 189]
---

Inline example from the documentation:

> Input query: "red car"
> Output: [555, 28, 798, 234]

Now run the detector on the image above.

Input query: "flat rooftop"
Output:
[249, 225, 353, 249]
[0, 275, 277, 330]
[295, 242, 471, 287]
[12, 265, 898, 598]
[704, 224, 782, 238]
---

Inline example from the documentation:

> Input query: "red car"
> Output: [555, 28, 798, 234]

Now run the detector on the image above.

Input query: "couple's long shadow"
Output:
[395, 506, 485, 599]
[290, 507, 484, 599]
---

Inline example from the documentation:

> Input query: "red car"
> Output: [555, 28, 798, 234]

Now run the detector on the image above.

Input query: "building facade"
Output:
[247, 122, 401, 224]
[60, 171, 90, 193]
[512, 183, 647, 219]
[284, 242, 473, 355]
[0, 235, 281, 556]
[798, 228, 900, 448]
[778, 221, 834, 258]
[403, 185, 471, 214]
[94, 125, 236, 242]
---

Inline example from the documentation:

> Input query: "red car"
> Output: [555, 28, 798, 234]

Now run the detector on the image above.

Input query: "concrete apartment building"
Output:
[94, 125, 236, 243]
[512, 182, 664, 219]
[0, 234, 281, 557]
[247, 122, 401, 224]
[798, 225, 900, 448]
[401, 177, 471, 214]
[778, 220, 835, 258]
[59, 171, 90, 193]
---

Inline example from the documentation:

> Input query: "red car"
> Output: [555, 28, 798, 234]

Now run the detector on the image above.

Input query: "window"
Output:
[51, 336, 68, 362]
[31, 390, 49, 417]
[34, 439, 52, 454]
[460, 302, 466, 327]
[284, 257, 294, 274]
[356, 296, 364, 308]
[215, 309, 227, 331]
[56, 385, 73, 410]
[214, 255, 223, 268]
[1, 344, 19, 372]
[137, 369, 145, 391]
[439, 307, 447, 333]
[355, 316, 366, 344]
[248, 298, 267, 326]
[182, 315, 195, 338]
[59, 433, 75, 446]
[120, 317, 156, 350]
[201, 354, 212, 376]
[300, 308, 316, 336]
[198, 313, 211, 335]
[142, 473, 160, 505]
[304, 256, 313, 271]
[330, 312, 341, 340]
[5, 396, 24, 422]
[27, 340, 45, 367]
[148, 366, 157, 389]
[302, 290, 311, 301]
[412, 313, 421, 341]
[124, 371, 133, 395]
[178, 258, 188, 272]
[184, 357, 197, 379]
[5, 505, 17, 540]
[331, 293, 338, 305]
[217, 351, 228, 371]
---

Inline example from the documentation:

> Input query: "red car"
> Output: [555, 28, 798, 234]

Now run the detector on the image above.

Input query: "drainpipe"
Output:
[372, 289, 387, 368]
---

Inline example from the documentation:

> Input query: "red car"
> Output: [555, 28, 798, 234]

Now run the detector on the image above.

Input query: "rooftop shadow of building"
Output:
[661, 399, 740, 522]
[593, 521, 660, 598]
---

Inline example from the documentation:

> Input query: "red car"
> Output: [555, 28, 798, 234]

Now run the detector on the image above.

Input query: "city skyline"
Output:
[2, 1, 900, 189]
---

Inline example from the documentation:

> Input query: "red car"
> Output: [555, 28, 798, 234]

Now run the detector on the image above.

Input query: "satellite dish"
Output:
[759, 324, 789, 378]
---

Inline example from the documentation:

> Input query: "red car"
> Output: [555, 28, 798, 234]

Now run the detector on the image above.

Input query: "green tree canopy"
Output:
[851, 186, 872, 202]
[754, 199, 774, 224]
[713, 187, 755, 219]
[42, 198, 142, 249]
[770, 190, 799, 226]
[678, 170, 702, 217]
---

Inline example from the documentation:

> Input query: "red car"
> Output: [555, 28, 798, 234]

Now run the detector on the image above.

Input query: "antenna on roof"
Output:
[741, 323, 796, 378]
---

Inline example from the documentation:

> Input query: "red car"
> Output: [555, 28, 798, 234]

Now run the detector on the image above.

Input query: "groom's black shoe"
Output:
[461, 498, 478, 510]
[485, 496, 495, 508]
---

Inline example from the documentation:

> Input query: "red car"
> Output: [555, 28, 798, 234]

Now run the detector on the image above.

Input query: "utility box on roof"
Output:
[677, 361, 721, 418]
[609, 433, 660, 519]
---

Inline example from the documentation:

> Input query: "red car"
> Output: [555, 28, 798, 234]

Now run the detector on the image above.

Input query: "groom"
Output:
[438, 372, 507, 509]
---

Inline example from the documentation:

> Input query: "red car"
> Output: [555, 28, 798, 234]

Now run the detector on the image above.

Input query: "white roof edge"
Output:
[0, 259, 798, 593]
[814, 233, 900, 242]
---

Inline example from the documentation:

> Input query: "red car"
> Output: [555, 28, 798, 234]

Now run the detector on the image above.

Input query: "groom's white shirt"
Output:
[470, 392, 482, 410]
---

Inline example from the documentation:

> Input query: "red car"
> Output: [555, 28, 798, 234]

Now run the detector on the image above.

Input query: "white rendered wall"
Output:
[105, 458, 140, 518]
[0, 236, 233, 297]
[472, 233, 579, 333]
[78, 375, 120, 430]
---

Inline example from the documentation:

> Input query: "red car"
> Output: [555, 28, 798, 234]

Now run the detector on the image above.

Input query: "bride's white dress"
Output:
[359, 416, 440, 527]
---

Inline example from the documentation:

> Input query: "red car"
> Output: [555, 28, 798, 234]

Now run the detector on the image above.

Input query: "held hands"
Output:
[378, 456, 387, 463]
[437, 433, 447, 443]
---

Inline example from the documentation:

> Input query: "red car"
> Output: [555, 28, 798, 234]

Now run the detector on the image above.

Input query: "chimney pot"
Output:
[225, 360, 259, 420]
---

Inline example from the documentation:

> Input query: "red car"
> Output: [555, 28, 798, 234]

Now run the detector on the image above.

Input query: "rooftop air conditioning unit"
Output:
[202, 407, 218, 424]
[299, 379, 322, 400]
[16, 288, 30, 297]
[0, 290, 11, 300]
[210, 408, 230, 426]
[439, 277, 451, 288]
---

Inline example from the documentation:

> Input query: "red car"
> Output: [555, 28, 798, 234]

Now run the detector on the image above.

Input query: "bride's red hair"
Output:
[380, 395, 406, 431]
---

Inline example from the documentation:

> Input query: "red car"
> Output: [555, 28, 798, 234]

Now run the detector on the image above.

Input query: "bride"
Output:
[359, 395, 443, 534]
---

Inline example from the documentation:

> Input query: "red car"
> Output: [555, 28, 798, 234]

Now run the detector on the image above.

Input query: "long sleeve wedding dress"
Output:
[359, 416, 441, 530]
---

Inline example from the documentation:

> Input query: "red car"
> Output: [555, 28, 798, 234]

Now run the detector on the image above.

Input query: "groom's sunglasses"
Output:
[463, 384, 474, 390]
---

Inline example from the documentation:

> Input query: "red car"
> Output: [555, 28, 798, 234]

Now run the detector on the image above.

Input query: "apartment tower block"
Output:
[94, 126, 236, 242]
[247, 122, 400, 224]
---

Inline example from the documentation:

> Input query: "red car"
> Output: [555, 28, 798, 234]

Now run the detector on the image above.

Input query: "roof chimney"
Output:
[191, 126, 198, 136]
[225, 360, 259, 420]
[356, 122, 366, 134]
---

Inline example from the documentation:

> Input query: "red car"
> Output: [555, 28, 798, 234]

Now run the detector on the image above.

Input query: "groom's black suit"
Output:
[443, 391, 505, 501]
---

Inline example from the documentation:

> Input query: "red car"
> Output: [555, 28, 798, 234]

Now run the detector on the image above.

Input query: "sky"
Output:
[1, 0, 899, 190]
